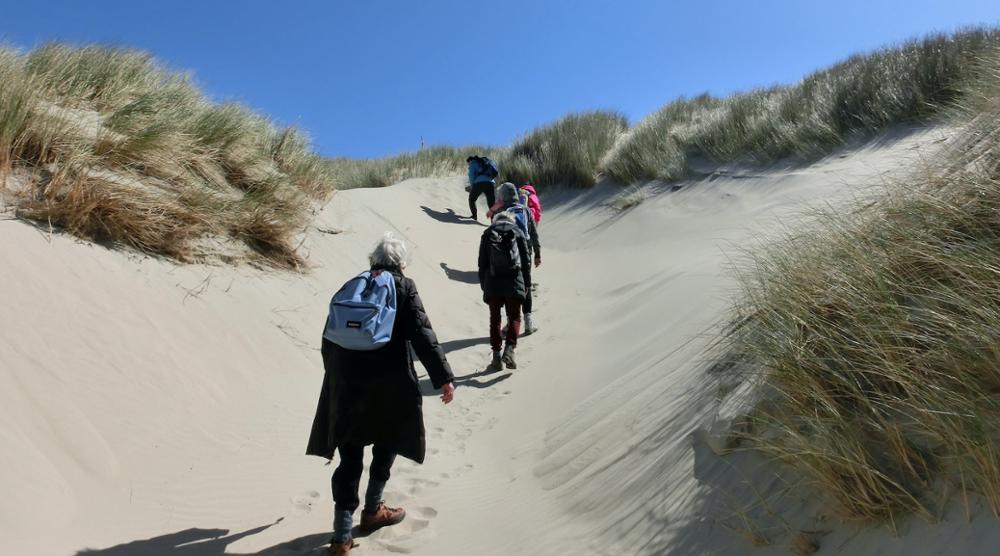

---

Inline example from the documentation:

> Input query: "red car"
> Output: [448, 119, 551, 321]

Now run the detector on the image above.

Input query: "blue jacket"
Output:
[468, 158, 497, 186]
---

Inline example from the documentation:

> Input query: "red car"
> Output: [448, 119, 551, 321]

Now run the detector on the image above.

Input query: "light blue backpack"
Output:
[323, 271, 397, 350]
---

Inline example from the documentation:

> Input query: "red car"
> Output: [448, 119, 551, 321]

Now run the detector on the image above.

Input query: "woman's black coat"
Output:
[306, 269, 454, 464]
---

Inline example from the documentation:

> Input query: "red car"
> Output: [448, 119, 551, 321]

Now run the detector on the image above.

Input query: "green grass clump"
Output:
[0, 43, 333, 267]
[602, 28, 1000, 185]
[721, 48, 1000, 523]
[500, 110, 628, 188]
[327, 145, 496, 190]
[328, 110, 627, 191]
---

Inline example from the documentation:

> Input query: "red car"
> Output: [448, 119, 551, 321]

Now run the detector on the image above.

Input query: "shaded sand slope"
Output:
[2, 127, 986, 556]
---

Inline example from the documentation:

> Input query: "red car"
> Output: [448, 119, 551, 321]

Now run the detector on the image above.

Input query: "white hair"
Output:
[369, 232, 408, 269]
[492, 211, 515, 224]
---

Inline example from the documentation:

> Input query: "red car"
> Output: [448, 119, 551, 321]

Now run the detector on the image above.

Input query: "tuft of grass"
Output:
[602, 28, 1000, 185]
[499, 110, 628, 188]
[327, 111, 628, 192]
[0, 43, 334, 267]
[326, 145, 496, 190]
[607, 184, 648, 211]
[719, 47, 1000, 524]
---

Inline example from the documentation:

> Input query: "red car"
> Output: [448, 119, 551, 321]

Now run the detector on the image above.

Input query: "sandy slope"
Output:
[4, 127, 994, 556]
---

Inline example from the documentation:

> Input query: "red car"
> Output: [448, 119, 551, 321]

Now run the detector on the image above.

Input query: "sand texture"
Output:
[5, 127, 996, 555]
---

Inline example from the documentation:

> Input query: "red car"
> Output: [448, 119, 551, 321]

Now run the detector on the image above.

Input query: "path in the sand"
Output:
[8, 127, 996, 556]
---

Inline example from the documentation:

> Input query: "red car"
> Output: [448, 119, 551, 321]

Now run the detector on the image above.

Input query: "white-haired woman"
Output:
[307, 233, 456, 556]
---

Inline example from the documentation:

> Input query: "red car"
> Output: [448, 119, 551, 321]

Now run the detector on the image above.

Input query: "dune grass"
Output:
[601, 28, 1000, 185]
[326, 145, 496, 190]
[329, 110, 627, 191]
[0, 43, 333, 267]
[720, 48, 1000, 524]
[498, 110, 628, 188]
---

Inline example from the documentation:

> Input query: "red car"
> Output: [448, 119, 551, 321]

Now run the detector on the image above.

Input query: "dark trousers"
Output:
[487, 296, 522, 351]
[468, 182, 495, 219]
[522, 264, 533, 314]
[332, 443, 397, 512]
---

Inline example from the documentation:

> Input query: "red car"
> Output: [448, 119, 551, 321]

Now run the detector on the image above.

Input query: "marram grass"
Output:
[720, 47, 1000, 524]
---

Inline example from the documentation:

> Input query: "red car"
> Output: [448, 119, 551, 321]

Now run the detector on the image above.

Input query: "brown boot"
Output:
[359, 502, 406, 532]
[327, 538, 355, 555]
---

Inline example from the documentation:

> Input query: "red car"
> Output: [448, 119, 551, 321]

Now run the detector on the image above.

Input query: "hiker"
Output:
[486, 182, 542, 226]
[466, 155, 499, 220]
[307, 232, 456, 556]
[491, 182, 542, 335]
[478, 211, 533, 371]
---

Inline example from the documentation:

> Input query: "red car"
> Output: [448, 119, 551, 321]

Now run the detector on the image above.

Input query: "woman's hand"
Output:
[441, 382, 455, 404]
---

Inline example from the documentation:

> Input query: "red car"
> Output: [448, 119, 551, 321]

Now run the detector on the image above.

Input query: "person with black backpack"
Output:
[307, 233, 456, 556]
[478, 211, 532, 371]
[466, 154, 499, 221]
[493, 182, 542, 335]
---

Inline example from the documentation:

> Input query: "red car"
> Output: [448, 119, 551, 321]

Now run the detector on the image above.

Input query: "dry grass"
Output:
[601, 28, 1000, 185]
[326, 145, 496, 190]
[498, 110, 628, 188]
[720, 48, 1000, 524]
[329, 110, 627, 191]
[0, 43, 334, 267]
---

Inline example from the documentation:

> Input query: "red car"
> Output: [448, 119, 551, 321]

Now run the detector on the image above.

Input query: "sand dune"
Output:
[5, 126, 993, 556]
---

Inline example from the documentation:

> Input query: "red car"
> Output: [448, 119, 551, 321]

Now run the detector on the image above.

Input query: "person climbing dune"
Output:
[491, 182, 542, 335]
[487, 182, 542, 226]
[466, 155, 499, 221]
[307, 233, 456, 556]
[478, 211, 532, 371]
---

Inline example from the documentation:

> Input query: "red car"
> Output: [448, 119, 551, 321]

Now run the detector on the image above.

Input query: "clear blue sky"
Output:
[2, 0, 998, 158]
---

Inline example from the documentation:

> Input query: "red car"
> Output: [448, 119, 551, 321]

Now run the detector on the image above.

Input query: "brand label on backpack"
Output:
[323, 271, 397, 351]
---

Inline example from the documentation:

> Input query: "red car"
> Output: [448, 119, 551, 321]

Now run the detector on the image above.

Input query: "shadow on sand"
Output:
[73, 520, 335, 556]
[439, 262, 479, 285]
[420, 364, 512, 395]
[420, 205, 480, 226]
[439, 336, 489, 354]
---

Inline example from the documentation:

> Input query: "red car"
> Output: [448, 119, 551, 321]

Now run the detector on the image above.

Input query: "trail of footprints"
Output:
[291, 281, 544, 553]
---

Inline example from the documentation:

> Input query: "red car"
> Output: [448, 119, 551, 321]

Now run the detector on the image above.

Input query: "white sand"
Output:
[4, 127, 996, 555]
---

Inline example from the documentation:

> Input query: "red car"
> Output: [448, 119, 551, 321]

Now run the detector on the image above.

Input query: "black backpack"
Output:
[486, 226, 521, 278]
[476, 156, 499, 179]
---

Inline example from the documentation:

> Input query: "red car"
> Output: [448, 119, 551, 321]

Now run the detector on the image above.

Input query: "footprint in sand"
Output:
[405, 477, 440, 495]
[290, 490, 321, 514]
[413, 506, 438, 518]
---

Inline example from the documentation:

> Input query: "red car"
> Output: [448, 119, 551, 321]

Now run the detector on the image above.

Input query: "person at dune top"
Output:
[479, 210, 534, 370]
[490, 182, 542, 335]
[307, 232, 456, 556]
[466, 154, 499, 220]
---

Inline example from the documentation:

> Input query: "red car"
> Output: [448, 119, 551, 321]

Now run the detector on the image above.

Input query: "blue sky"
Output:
[2, 0, 999, 158]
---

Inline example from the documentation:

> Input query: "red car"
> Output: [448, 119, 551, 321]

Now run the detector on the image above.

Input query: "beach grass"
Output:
[719, 46, 1000, 523]
[600, 28, 1000, 185]
[1, 43, 333, 267]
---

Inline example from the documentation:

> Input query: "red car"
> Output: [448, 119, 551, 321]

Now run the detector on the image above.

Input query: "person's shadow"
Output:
[440, 262, 479, 285]
[72, 519, 334, 555]
[420, 361, 512, 395]
[419, 206, 481, 226]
